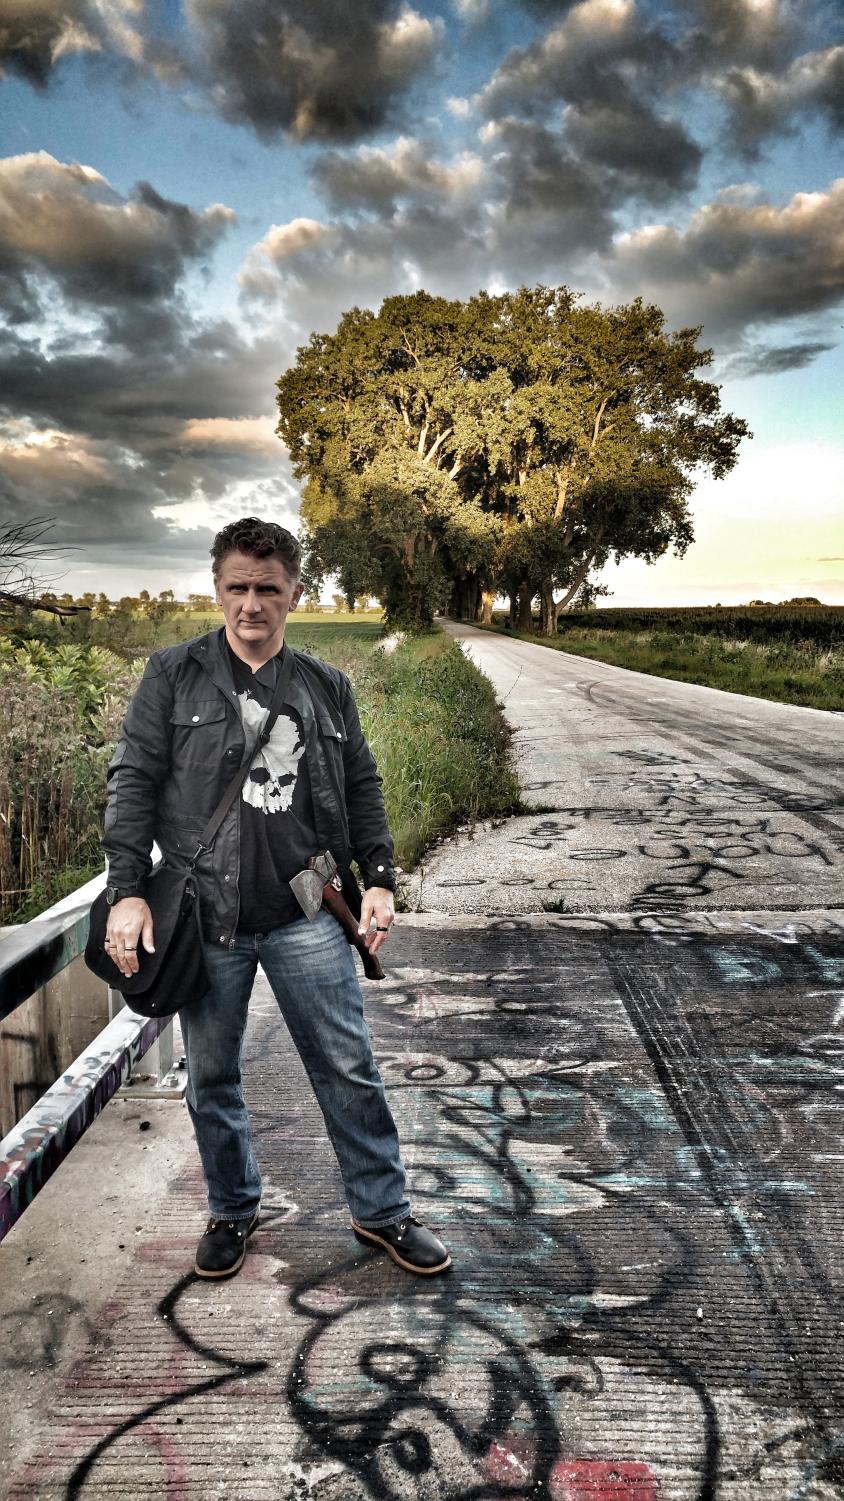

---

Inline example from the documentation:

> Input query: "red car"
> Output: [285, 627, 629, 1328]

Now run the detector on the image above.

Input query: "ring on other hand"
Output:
[375, 925, 390, 931]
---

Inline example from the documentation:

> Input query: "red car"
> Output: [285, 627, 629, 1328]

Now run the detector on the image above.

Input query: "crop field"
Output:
[558, 605, 844, 648]
[490, 606, 844, 711]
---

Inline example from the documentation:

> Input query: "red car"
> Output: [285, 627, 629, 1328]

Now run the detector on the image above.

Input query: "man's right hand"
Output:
[105, 897, 155, 979]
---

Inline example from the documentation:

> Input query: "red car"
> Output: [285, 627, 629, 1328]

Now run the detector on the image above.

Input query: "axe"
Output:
[289, 850, 385, 981]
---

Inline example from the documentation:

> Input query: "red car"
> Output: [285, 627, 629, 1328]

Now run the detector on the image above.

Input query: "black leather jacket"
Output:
[103, 627, 395, 946]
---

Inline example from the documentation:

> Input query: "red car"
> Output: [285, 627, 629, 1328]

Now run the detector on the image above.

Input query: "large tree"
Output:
[277, 287, 749, 633]
[278, 292, 504, 630]
[485, 287, 750, 633]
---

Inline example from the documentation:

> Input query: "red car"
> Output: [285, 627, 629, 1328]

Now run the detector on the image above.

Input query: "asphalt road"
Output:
[413, 621, 844, 918]
[2, 625, 842, 1500]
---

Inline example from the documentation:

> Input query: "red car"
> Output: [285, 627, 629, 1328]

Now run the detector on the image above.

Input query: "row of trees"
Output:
[37, 590, 371, 616]
[38, 588, 219, 616]
[277, 285, 750, 633]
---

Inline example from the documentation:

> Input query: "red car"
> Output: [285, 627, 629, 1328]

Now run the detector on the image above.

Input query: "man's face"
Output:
[214, 550, 304, 660]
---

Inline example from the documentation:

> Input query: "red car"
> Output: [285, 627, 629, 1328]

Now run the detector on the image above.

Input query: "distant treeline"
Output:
[555, 605, 844, 649]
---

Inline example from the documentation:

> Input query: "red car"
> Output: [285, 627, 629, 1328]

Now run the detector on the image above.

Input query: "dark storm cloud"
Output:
[0, 154, 234, 319]
[717, 44, 844, 156]
[679, 0, 801, 74]
[0, 0, 183, 88]
[475, 0, 701, 201]
[0, 0, 122, 86]
[478, 0, 841, 169]
[0, 153, 296, 576]
[563, 98, 702, 200]
[724, 339, 836, 376]
[0, 310, 298, 569]
[477, 0, 682, 120]
[484, 120, 616, 255]
[185, 0, 440, 142]
[608, 179, 844, 346]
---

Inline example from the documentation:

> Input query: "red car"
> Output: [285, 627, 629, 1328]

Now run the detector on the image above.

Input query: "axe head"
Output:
[289, 850, 339, 921]
[289, 868, 326, 921]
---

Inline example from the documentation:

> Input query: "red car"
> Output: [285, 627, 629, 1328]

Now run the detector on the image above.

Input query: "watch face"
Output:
[106, 885, 119, 905]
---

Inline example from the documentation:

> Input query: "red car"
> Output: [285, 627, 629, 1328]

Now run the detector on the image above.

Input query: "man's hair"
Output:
[210, 517, 302, 580]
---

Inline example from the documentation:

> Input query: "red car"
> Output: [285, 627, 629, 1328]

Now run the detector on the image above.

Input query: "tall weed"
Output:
[0, 643, 141, 920]
[2, 629, 519, 919]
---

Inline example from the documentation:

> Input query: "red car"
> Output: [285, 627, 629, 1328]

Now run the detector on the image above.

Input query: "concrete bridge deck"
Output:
[1, 628, 842, 1500]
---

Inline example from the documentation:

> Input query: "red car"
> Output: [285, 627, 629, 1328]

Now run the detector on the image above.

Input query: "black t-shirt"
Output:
[227, 642, 320, 932]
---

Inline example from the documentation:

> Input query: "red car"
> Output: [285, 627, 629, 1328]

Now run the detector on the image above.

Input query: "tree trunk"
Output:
[480, 588, 495, 626]
[517, 583, 533, 632]
[539, 580, 556, 636]
[508, 591, 518, 627]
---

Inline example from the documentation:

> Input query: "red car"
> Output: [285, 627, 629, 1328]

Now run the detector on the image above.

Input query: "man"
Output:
[102, 517, 450, 1280]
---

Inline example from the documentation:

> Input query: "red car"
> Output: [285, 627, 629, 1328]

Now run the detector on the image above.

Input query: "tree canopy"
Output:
[277, 286, 750, 633]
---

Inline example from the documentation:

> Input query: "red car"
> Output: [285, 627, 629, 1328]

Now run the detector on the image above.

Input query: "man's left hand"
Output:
[358, 887, 395, 956]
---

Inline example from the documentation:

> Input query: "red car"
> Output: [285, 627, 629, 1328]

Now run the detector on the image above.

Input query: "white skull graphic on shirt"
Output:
[237, 691, 305, 815]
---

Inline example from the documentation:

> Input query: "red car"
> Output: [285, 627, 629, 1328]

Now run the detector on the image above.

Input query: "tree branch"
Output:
[423, 427, 454, 464]
[552, 531, 605, 621]
[590, 396, 609, 453]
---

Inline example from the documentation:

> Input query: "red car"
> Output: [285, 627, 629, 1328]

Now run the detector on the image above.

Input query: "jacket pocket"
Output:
[318, 714, 347, 744]
[171, 700, 228, 727]
[169, 698, 230, 777]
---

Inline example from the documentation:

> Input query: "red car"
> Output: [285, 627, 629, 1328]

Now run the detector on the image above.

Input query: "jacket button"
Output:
[377, 864, 385, 872]
[336, 731, 342, 739]
[219, 936, 226, 944]
[224, 874, 230, 882]
[192, 715, 200, 723]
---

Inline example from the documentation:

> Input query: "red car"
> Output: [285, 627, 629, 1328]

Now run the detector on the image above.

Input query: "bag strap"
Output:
[190, 647, 294, 862]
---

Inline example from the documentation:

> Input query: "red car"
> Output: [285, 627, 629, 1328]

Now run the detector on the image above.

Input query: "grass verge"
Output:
[483, 623, 844, 711]
[293, 627, 522, 872]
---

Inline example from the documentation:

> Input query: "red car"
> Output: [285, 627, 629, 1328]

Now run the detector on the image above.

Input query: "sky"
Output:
[0, 0, 842, 607]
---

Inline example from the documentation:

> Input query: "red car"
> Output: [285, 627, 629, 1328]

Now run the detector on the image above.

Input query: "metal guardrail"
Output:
[0, 870, 105, 1024]
[0, 868, 174, 1243]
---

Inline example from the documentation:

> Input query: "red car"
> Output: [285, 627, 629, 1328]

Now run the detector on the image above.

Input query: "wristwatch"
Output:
[105, 883, 141, 906]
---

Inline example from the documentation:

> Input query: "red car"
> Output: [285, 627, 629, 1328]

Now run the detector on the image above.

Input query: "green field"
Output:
[14, 607, 386, 657]
[486, 609, 844, 711]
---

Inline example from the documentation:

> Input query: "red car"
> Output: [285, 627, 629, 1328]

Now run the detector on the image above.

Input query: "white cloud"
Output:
[179, 415, 282, 452]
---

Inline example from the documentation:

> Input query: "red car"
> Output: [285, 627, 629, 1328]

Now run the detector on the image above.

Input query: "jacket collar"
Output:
[188, 627, 238, 704]
[187, 627, 319, 728]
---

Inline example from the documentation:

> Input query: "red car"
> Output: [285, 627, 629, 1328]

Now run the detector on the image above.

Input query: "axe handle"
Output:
[321, 882, 386, 981]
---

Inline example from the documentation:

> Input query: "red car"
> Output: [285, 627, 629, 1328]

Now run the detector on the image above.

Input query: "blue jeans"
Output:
[179, 910, 410, 1228]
